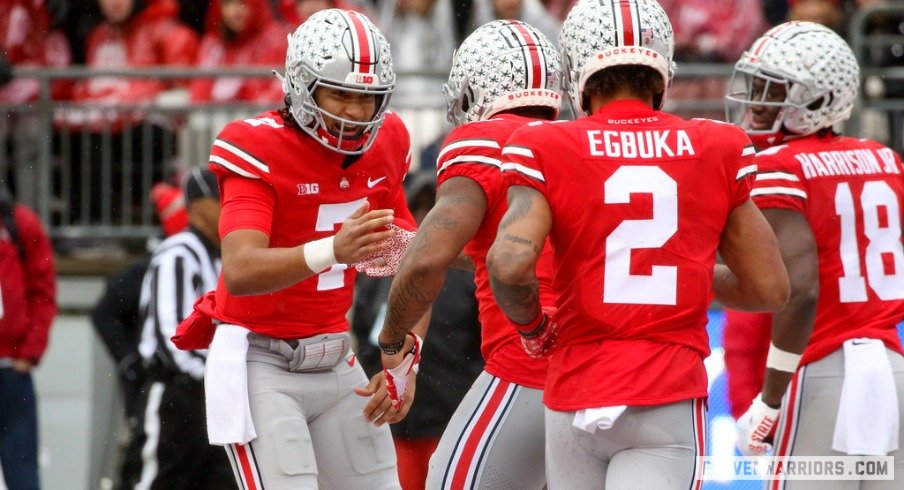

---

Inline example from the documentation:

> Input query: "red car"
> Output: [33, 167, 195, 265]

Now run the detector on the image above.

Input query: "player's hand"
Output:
[736, 393, 780, 455]
[354, 369, 417, 426]
[517, 308, 559, 358]
[381, 333, 422, 409]
[332, 200, 397, 264]
[354, 223, 416, 277]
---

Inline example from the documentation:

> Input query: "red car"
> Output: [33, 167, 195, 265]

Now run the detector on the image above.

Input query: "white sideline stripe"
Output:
[736, 164, 758, 180]
[135, 382, 166, 490]
[209, 156, 260, 179]
[214, 139, 270, 173]
[501, 162, 545, 182]
[741, 146, 756, 156]
[438, 155, 502, 173]
[755, 171, 799, 182]
[501, 146, 535, 158]
[437, 139, 500, 160]
[751, 186, 808, 199]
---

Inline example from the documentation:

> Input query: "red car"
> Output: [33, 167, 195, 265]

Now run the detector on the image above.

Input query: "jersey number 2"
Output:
[835, 181, 904, 302]
[603, 166, 678, 305]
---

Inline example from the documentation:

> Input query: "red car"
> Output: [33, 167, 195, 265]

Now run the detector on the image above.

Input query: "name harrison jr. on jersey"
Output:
[587, 129, 696, 159]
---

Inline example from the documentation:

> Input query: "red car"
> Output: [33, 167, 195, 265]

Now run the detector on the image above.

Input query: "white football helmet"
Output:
[279, 9, 395, 154]
[559, 0, 675, 115]
[725, 21, 860, 147]
[444, 20, 562, 125]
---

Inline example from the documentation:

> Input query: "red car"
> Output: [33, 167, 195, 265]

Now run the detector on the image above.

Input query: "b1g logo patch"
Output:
[298, 183, 320, 195]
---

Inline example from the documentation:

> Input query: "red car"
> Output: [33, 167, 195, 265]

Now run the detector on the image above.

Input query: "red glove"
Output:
[354, 223, 416, 277]
[382, 332, 422, 409]
[515, 308, 559, 358]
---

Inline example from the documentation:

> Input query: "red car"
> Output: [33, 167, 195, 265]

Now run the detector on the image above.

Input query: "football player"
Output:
[487, 0, 790, 486]
[377, 20, 561, 488]
[199, 9, 417, 489]
[726, 22, 904, 484]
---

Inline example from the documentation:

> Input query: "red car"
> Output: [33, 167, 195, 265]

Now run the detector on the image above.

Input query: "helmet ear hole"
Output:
[462, 86, 473, 113]
[807, 93, 831, 111]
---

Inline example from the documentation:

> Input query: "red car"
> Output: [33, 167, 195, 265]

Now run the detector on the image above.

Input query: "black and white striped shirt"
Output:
[138, 228, 221, 379]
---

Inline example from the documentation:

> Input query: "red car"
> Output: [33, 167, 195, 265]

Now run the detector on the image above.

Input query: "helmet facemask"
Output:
[724, 21, 859, 146]
[281, 64, 393, 155]
[280, 9, 396, 155]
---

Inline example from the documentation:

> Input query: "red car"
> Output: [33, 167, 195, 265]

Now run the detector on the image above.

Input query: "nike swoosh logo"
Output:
[367, 176, 387, 188]
[346, 354, 356, 367]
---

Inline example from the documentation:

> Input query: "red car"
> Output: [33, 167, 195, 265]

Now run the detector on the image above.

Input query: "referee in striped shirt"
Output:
[135, 168, 235, 489]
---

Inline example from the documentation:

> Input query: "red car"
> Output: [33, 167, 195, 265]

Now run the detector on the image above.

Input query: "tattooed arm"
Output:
[451, 253, 476, 272]
[487, 186, 552, 326]
[378, 176, 488, 352]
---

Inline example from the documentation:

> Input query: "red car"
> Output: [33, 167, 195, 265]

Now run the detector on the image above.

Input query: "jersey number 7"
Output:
[314, 198, 368, 291]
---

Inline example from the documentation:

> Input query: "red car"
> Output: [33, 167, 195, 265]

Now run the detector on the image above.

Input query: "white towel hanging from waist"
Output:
[832, 338, 899, 456]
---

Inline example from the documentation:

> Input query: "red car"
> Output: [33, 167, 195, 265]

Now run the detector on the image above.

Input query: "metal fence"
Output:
[1, 6, 901, 246]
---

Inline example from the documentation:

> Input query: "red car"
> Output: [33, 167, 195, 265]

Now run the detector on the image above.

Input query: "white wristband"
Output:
[766, 343, 801, 373]
[303, 236, 337, 274]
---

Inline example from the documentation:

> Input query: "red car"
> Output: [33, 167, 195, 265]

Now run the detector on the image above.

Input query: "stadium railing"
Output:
[2, 7, 901, 248]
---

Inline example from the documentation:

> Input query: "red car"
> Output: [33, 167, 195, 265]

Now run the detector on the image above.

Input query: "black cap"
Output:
[182, 167, 219, 202]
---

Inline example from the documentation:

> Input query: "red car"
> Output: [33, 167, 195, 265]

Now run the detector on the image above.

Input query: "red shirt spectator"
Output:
[659, 0, 767, 62]
[0, 0, 71, 103]
[278, 0, 361, 27]
[0, 197, 57, 364]
[63, 0, 199, 130]
[190, 0, 288, 104]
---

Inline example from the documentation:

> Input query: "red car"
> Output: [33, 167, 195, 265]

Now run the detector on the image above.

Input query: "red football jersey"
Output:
[436, 114, 556, 389]
[751, 134, 904, 365]
[208, 111, 415, 338]
[503, 99, 756, 410]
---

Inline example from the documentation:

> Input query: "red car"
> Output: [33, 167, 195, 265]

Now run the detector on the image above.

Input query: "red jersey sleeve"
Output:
[436, 123, 505, 193]
[217, 173, 275, 237]
[750, 145, 808, 214]
[377, 113, 416, 228]
[208, 119, 274, 181]
[500, 123, 548, 194]
[698, 120, 757, 209]
[209, 118, 279, 236]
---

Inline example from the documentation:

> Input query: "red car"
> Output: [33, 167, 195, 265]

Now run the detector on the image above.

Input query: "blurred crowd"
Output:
[1, 0, 902, 108]
[0, 0, 902, 226]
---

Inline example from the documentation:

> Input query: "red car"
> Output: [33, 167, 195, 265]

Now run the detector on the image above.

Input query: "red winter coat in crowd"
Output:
[0, 0, 71, 103]
[277, 0, 362, 27]
[659, 0, 767, 62]
[62, 0, 199, 130]
[0, 203, 57, 364]
[190, 0, 288, 104]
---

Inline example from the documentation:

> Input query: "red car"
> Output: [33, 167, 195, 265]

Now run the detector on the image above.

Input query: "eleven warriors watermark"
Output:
[696, 456, 895, 481]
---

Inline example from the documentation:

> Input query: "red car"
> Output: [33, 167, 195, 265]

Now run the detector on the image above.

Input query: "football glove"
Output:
[516, 308, 559, 358]
[354, 223, 416, 277]
[737, 393, 780, 455]
[382, 332, 422, 409]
